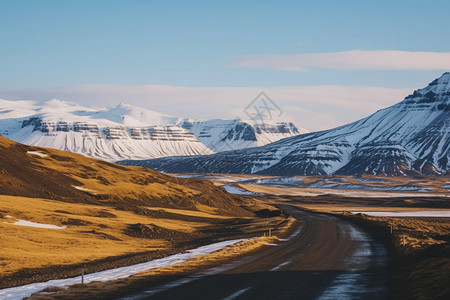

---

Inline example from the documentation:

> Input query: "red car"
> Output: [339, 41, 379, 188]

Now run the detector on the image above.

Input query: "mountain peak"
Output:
[402, 72, 450, 104]
[425, 72, 450, 94]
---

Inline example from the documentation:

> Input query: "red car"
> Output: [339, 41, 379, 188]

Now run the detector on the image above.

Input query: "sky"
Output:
[1, 0, 449, 131]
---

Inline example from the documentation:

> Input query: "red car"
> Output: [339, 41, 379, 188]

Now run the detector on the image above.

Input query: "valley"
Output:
[4, 169, 447, 299]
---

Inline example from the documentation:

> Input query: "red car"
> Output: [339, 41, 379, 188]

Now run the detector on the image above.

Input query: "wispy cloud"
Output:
[0, 84, 412, 131]
[231, 50, 450, 71]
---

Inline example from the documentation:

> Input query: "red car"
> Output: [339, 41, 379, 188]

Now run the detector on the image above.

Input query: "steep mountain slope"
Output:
[179, 118, 306, 152]
[120, 73, 450, 176]
[0, 135, 250, 216]
[0, 100, 304, 161]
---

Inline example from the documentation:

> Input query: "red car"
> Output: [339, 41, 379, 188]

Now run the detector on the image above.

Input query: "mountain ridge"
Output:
[119, 73, 450, 176]
[0, 99, 304, 161]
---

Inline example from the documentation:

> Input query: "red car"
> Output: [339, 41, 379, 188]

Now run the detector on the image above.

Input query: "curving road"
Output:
[120, 206, 388, 300]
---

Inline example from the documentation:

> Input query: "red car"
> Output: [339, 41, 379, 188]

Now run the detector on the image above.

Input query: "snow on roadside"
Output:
[350, 211, 450, 218]
[26, 151, 48, 158]
[0, 238, 247, 300]
[4, 219, 67, 229]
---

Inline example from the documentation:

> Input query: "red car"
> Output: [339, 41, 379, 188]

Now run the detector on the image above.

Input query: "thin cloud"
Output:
[231, 50, 450, 71]
[0, 84, 412, 131]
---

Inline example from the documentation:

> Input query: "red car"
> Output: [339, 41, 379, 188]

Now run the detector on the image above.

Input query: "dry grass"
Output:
[0, 195, 214, 277]
[0, 194, 290, 287]
[352, 214, 450, 299]
[142, 206, 232, 219]
[0, 136, 253, 219]
[363, 215, 450, 250]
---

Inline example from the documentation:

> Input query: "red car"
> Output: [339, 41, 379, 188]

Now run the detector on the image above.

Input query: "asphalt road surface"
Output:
[121, 206, 388, 300]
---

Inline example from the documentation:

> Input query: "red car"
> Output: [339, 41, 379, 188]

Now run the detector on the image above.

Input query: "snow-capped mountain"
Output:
[120, 73, 450, 176]
[0, 100, 212, 161]
[0, 99, 305, 161]
[178, 119, 306, 152]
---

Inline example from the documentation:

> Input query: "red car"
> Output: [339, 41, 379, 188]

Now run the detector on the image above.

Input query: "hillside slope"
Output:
[0, 135, 249, 216]
[0, 136, 290, 289]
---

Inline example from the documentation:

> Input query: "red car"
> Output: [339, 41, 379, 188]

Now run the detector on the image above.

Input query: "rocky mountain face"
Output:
[179, 119, 306, 152]
[0, 101, 212, 161]
[0, 100, 304, 161]
[120, 73, 450, 176]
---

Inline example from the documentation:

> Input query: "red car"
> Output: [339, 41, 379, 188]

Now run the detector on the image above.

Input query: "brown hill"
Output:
[0, 135, 250, 217]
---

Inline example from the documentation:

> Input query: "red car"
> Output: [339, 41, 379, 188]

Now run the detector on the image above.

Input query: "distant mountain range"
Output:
[0, 100, 305, 161]
[120, 73, 450, 176]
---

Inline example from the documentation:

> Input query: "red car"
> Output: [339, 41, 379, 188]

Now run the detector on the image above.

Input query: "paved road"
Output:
[121, 206, 388, 300]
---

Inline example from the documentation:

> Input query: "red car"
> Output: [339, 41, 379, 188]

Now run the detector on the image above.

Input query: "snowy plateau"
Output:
[122, 73, 450, 176]
[0, 100, 304, 161]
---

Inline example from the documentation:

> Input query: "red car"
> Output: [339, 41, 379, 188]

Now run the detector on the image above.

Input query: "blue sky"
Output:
[1, 0, 449, 130]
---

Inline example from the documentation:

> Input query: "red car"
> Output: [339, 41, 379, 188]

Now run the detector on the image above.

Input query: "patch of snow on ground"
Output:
[351, 211, 450, 218]
[6, 220, 67, 229]
[172, 174, 242, 183]
[254, 176, 304, 187]
[0, 238, 247, 300]
[221, 185, 258, 195]
[307, 183, 432, 192]
[442, 185, 450, 189]
[72, 186, 97, 194]
[26, 151, 48, 158]
[356, 178, 390, 183]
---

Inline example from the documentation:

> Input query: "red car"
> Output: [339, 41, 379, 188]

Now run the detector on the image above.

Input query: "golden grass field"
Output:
[0, 193, 287, 286]
[0, 195, 210, 277]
